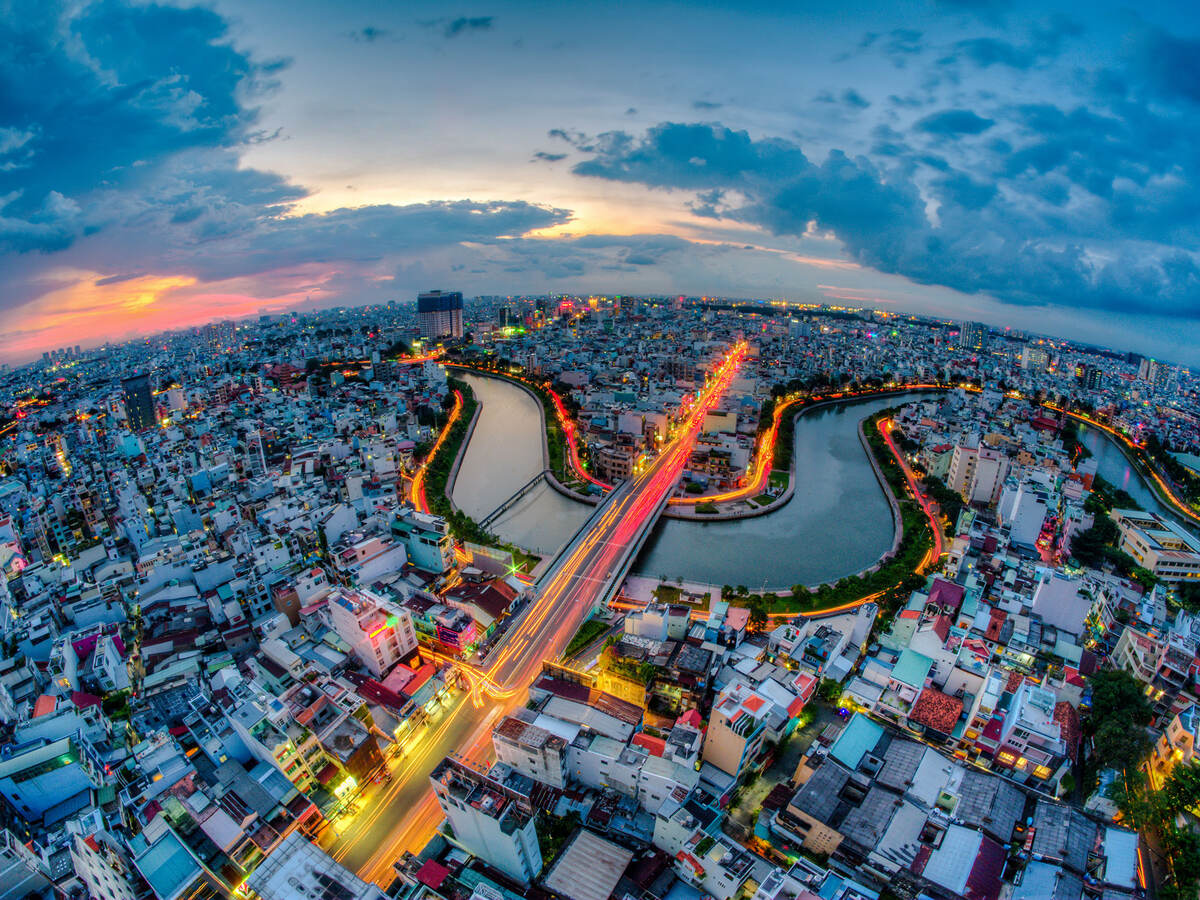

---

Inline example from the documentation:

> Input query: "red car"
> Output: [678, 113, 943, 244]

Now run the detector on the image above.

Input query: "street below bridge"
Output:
[325, 341, 747, 885]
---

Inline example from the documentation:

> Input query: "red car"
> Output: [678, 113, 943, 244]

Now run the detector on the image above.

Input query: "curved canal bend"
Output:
[1076, 423, 1200, 536]
[453, 373, 943, 588]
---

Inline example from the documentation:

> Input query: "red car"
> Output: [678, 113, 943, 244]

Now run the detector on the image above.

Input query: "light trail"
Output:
[604, 410, 945, 625]
[334, 342, 747, 883]
[878, 417, 944, 571]
[408, 389, 463, 514]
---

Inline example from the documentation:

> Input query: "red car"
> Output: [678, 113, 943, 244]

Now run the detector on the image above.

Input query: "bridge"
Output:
[328, 341, 747, 881]
[478, 469, 551, 528]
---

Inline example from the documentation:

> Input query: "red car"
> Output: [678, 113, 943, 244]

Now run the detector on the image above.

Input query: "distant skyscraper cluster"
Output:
[417, 290, 464, 340]
[957, 321, 987, 353]
[41, 345, 83, 366]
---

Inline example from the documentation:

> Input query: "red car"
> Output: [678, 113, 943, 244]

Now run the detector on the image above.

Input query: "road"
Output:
[326, 342, 747, 885]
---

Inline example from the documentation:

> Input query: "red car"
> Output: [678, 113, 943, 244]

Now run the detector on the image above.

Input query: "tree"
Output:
[1088, 668, 1152, 775]
[747, 600, 768, 633]
[1171, 580, 1200, 614]
[1165, 761, 1200, 815]
[1163, 826, 1200, 900]
[1093, 718, 1150, 773]
[817, 678, 843, 703]
[1090, 669, 1152, 727]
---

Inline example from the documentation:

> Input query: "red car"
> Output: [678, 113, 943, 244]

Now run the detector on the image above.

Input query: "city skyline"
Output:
[4, 0, 1200, 364]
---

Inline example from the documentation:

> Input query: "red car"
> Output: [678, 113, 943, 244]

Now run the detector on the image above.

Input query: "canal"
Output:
[1076, 422, 1198, 535]
[454, 373, 937, 587]
[453, 374, 1198, 585]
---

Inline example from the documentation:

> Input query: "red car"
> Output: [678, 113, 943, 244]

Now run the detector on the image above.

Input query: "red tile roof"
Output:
[965, 835, 1006, 900]
[32, 694, 55, 718]
[70, 691, 102, 710]
[909, 687, 963, 735]
[1054, 701, 1081, 763]
[416, 859, 450, 890]
[927, 578, 965, 612]
[676, 708, 703, 729]
[632, 733, 666, 756]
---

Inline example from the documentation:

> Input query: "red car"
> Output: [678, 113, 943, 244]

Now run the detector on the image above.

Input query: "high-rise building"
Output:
[120, 373, 155, 432]
[957, 321, 987, 352]
[1139, 358, 1174, 393]
[417, 290, 464, 340]
[1021, 346, 1050, 372]
[1076, 363, 1103, 391]
[430, 756, 542, 883]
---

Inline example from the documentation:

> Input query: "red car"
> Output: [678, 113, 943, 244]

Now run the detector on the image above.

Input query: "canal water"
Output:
[454, 373, 938, 588]
[635, 394, 936, 589]
[455, 376, 1194, 581]
[453, 374, 591, 554]
[1076, 422, 1198, 535]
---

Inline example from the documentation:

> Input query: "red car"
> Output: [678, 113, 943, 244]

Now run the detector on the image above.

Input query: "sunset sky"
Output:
[3, 0, 1200, 363]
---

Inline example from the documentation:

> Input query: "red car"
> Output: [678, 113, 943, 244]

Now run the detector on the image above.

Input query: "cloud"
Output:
[1137, 27, 1200, 105]
[93, 272, 143, 286]
[692, 100, 723, 111]
[172, 199, 573, 283]
[348, 26, 390, 42]
[0, 2, 569, 344]
[915, 109, 995, 135]
[882, 29, 924, 67]
[531, 151, 567, 163]
[0, 0, 284, 252]
[441, 16, 494, 38]
[940, 17, 1082, 71]
[816, 89, 870, 109]
[566, 120, 1200, 322]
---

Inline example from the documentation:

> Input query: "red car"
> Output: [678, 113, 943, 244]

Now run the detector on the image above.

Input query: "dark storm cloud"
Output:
[915, 109, 995, 135]
[441, 16, 494, 38]
[566, 119, 1200, 320]
[0, 0, 287, 253]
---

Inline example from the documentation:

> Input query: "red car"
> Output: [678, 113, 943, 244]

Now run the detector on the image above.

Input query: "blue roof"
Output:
[830, 713, 883, 770]
[892, 648, 934, 688]
[131, 829, 202, 900]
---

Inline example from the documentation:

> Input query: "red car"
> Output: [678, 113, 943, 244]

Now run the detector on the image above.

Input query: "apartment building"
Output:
[1112, 508, 1200, 584]
[429, 756, 542, 884]
[326, 589, 418, 678]
[701, 682, 771, 779]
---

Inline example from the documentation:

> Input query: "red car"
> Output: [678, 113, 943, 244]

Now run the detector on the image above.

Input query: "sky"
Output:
[3, 0, 1200, 364]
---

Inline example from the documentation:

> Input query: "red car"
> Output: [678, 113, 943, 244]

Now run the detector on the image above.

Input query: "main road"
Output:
[327, 341, 748, 884]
